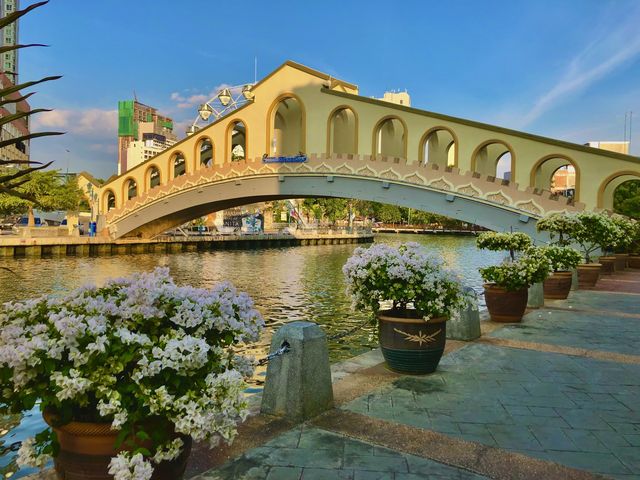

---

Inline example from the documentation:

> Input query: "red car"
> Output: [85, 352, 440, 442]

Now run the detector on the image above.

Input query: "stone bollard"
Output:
[261, 321, 333, 421]
[570, 268, 578, 291]
[447, 287, 481, 341]
[527, 282, 544, 308]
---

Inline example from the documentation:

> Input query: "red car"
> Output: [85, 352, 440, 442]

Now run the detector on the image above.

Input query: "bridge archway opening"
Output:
[328, 106, 357, 155]
[530, 155, 578, 199]
[611, 179, 640, 217]
[125, 179, 137, 201]
[172, 153, 186, 178]
[420, 127, 457, 168]
[472, 141, 514, 180]
[228, 121, 246, 161]
[374, 116, 406, 159]
[598, 171, 640, 210]
[270, 96, 304, 156]
[104, 190, 116, 212]
[146, 165, 161, 191]
[198, 137, 213, 168]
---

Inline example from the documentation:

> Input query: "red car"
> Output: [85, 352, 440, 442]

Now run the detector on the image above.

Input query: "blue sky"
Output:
[19, 0, 640, 179]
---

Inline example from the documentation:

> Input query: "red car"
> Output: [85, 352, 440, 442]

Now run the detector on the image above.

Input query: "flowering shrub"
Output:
[536, 213, 579, 246]
[479, 247, 551, 291]
[0, 267, 264, 480]
[539, 245, 582, 272]
[343, 242, 471, 320]
[476, 232, 532, 258]
[609, 215, 635, 253]
[566, 212, 622, 263]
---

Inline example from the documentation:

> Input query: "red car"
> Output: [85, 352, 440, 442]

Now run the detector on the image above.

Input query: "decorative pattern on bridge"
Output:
[105, 154, 583, 238]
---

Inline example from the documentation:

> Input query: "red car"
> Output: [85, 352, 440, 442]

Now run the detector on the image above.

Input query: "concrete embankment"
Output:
[0, 231, 373, 258]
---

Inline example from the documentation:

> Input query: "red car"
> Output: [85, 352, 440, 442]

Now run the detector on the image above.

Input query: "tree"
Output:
[614, 180, 640, 219]
[0, 1, 63, 203]
[0, 170, 84, 216]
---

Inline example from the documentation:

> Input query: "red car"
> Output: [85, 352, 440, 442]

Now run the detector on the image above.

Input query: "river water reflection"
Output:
[0, 233, 501, 478]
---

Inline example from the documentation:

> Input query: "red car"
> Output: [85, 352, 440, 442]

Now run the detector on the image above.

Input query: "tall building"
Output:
[0, 72, 30, 163]
[1, 0, 18, 84]
[117, 100, 177, 174]
[0, 0, 29, 164]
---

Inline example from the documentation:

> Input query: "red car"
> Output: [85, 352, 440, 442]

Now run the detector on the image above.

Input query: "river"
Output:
[0, 233, 502, 478]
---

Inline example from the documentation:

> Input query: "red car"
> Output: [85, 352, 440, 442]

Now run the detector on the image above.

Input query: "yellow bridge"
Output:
[94, 61, 640, 240]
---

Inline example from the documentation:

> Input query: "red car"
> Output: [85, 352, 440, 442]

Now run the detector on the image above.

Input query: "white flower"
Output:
[108, 452, 153, 480]
[16, 437, 50, 469]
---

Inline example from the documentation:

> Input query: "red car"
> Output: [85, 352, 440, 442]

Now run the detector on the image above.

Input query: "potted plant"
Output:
[609, 215, 635, 270]
[476, 232, 550, 322]
[629, 220, 640, 269]
[1, 267, 264, 480]
[539, 245, 582, 299]
[343, 242, 471, 374]
[569, 212, 621, 284]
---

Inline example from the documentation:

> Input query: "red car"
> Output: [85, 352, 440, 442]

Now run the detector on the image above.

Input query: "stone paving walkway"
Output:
[191, 269, 640, 480]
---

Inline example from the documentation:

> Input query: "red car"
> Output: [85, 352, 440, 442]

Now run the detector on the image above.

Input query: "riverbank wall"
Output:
[0, 231, 373, 258]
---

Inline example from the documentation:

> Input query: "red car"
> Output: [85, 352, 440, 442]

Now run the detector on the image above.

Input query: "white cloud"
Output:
[32, 108, 118, 137]
[520, 9, 640, 128]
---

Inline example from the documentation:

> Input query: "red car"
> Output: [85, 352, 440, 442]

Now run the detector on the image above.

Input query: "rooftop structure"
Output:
[117, 100, 177, 174]
[585, 141, 629, 155]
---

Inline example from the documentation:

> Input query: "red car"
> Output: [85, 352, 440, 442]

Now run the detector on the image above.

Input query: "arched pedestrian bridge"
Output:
[95, 61, 640, 240]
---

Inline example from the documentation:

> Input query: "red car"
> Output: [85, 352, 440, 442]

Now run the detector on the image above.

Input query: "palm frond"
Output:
[0, 75, 62, 105]
[0, 1, 48, 31]
[0, 132, 64, 150]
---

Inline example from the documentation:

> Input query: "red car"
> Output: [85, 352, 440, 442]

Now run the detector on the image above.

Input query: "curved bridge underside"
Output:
[105, 155, 581, 242]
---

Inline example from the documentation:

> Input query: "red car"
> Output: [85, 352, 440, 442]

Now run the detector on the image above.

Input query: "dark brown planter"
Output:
[629, 255, 640, 269]
[377, 310, 447, 375]
[44, 412, 191, 480]
[577, 263, 601, 287]
[543, 271, 572, 299]
[613, 254, 629, 271]
[599, 256, 616, 274]
[483, 284, 528, 322]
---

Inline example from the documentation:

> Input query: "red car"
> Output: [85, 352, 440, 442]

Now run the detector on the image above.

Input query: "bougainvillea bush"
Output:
[343, 242, 472, 320]
[0, 267, 264, 480]
[539, 245, 582, 272]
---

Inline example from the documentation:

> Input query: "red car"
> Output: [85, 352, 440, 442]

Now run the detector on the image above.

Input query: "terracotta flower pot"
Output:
[598, 256, 615, 275]
[613, 253, 629, 271]
[43, 412, 192, 480]
[629, 255, 640, 269]
[577, 263, 601, 287]
[377, 309, 447, 375]
[543, 271, 572, 299]
[483, 284, 528, 322]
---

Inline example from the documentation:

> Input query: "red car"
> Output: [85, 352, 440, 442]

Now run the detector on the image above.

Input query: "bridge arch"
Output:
[144, 164, 162, 192]
[530, 154, 580, 201]
[267, 93, 306, 156]
[372, 115, 407, 159]
[419, 126, 458, 168]
[226, 119, 248, 162]
[195, 136, 214, 169]
[597, 170, 640, 210]
[326, 105, 358, 155]
[106, 173, 544, 240]
[471, 139, 515, 180]
[122, 178, 138, 202]
[169, 151, 187, 179]
[102, 189, 116, 213]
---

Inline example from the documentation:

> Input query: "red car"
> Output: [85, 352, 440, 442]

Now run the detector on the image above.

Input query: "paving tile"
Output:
[301, 468, 354, 479]
[545, 451, 632, 475]
[353, 472, 393, 480]
[486, 424, 544, 451]
[343, 454, 408, 472]
[529, 426, 576, 451]
[266, 466, 302, 480]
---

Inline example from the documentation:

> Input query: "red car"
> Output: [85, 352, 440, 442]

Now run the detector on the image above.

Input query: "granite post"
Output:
[261, 322, 333, 421]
